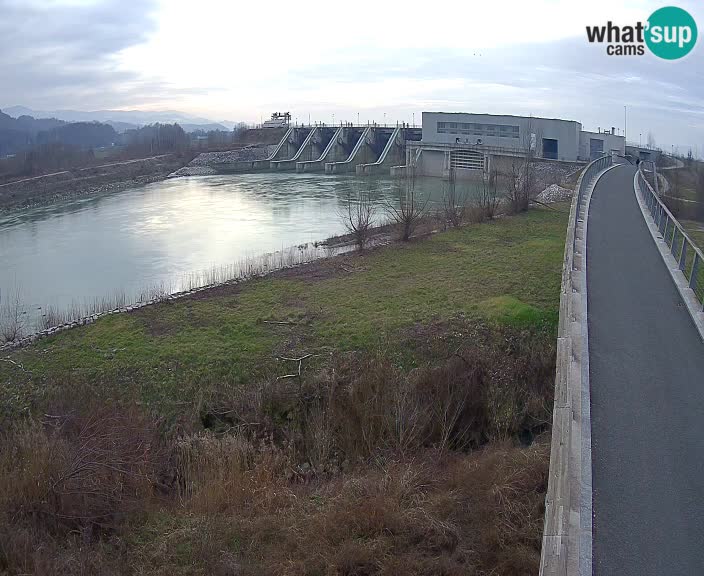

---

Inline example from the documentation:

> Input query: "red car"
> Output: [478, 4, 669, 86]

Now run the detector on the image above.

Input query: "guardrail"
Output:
[637, 163, 704, 307]
[540, 153, 612, 576]
[406, 141, 595, 164]
[572, 154, 612, 266]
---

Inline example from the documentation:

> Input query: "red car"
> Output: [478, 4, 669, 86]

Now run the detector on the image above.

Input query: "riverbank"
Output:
[0, 205, 569, 574]
[0, 154, 187, 212]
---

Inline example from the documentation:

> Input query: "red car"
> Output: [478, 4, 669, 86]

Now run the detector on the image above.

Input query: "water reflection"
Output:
[0, 173, 480, 329]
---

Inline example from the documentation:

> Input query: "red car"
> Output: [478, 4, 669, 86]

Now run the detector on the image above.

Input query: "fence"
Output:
[572, 154, 613, 265]
[540, 153, 612, 576]
[637, 163, 704, 306]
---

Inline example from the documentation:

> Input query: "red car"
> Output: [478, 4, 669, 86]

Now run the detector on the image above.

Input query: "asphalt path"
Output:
[588, 164, 704, 576]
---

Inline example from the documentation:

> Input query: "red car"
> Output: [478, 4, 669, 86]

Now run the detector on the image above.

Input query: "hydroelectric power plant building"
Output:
[410, 112, 625, 179]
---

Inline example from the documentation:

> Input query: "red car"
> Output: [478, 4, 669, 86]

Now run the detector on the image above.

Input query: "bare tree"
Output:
[696, 163, 704, 222]
[0, 288, 25, 344]
[502, 118, 542, 213]
[442, 168, 468, 227]
[477, 167, 501, 220]
[667, 167, 682, 217]
[385, 167, 428, 241]
[503, 159, 527, 213]
[341, 186, 376, 250]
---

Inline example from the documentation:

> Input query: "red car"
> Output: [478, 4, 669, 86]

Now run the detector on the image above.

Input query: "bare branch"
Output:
[442, 168, 468, 227]
[384, 166, 428, 241]
[339, 184, 377, 250]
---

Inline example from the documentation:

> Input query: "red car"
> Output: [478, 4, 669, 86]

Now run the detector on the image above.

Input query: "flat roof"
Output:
[422, 111, 581, 125]
[581, 129, 624, 137]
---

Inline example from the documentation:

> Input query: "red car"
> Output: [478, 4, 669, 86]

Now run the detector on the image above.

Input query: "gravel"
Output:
[169, 166, 218, 177]
[169, 146, 275, 177]
[190, 147, 271, 165]
[536, 184, 574, 203]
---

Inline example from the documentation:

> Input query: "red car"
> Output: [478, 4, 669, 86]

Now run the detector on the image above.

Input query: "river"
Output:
[1, 173, 477, 332]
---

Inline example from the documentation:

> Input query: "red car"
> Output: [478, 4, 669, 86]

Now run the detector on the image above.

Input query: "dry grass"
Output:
[0, 326, 553, 575]
[0, 400, 166, 575]
[0, 406, 163, 532]
[131, 442, 549, 576]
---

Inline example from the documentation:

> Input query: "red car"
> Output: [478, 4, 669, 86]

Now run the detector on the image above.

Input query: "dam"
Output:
[194, 124, 422, 177]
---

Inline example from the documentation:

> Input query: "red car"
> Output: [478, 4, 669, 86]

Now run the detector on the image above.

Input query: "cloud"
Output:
[0, 0, 166, 109]
[0, 0, 701, 151]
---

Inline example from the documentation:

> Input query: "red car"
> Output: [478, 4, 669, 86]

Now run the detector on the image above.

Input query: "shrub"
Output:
[0, 404, 164, 539]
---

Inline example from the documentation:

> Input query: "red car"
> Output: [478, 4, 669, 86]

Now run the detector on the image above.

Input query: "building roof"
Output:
[422, 111, 581, 125]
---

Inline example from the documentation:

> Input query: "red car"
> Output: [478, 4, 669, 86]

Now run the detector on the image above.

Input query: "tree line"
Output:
[0, 115, 190, 180]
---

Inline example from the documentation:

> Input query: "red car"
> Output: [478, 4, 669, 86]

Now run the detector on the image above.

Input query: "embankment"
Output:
[170, 146, 277, 177]
[0, 205, 569, 575]
[0, 154, 186, 211]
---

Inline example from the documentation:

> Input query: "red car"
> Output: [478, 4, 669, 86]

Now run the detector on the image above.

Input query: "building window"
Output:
[437, 120, 520, 138]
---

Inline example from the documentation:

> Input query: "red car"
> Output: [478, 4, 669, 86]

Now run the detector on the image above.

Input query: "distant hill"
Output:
[2, 106, 233, 131]
[0, 109, 65, 133]
[106, 120, 140, 133]
[0, 109, 118, 157]
[180, 123, 229, 133]
[36, 122, 117, 149]
[0, 106, 241, 161]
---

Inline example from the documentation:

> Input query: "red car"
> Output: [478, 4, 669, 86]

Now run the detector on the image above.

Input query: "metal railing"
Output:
[575, 154, 612, 221]
[637, 163, 704, 307]
[572, 154, 613, 262]
[408, 140, 582, 162]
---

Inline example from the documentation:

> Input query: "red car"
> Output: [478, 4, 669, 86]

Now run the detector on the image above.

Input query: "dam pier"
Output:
[208, 124, 422, 176]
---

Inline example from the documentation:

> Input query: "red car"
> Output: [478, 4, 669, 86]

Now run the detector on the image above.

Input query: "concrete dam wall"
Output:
[175, 125, 422, 178]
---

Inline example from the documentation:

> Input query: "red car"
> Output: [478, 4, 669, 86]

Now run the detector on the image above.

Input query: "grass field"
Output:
[682, 219, 704, 252]
[1, 205, 568, 422]
[0, 205, 569, 575]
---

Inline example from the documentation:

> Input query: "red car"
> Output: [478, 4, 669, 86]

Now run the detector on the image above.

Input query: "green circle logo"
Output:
[645, 6, 698, 59]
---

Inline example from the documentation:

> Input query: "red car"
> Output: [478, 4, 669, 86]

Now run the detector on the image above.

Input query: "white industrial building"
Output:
[413, 112, 625, 179]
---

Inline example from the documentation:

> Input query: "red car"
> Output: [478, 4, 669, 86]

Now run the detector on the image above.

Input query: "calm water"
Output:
[0, 173, 464, 330]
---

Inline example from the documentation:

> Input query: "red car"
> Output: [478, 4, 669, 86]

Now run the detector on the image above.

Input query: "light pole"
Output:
[412, 112, 415, 127]
[639, 133, 642, 147]
[624, 105, 627, 143]
[383, 112, 386, 126]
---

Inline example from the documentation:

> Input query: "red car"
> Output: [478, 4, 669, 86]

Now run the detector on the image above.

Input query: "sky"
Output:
[1, 0, 702, 153]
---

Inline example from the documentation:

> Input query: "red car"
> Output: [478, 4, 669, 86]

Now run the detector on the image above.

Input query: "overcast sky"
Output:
[1, 0, 702, 152]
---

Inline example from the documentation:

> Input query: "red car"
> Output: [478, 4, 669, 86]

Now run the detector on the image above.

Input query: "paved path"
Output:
[587, 164, 704, 576]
